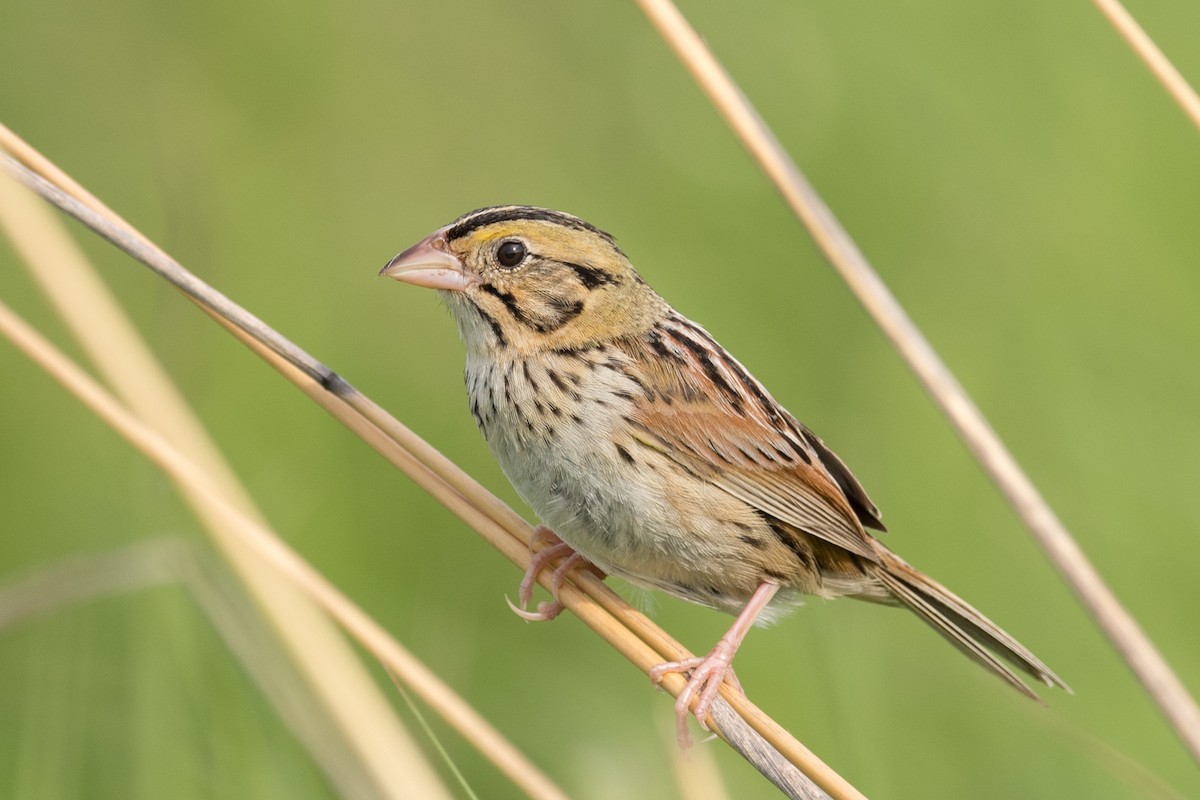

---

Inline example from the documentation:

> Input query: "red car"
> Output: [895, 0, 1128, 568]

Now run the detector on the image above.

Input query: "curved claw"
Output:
[505, 594, 564, 622]
[510, 525, 602, 622]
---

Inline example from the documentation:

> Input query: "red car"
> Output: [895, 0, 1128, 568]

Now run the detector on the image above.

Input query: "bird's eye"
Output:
[496, 240, 527, 269]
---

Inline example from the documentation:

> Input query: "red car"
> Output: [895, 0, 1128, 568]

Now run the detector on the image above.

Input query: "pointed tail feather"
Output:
[872, 551, 1069, 697]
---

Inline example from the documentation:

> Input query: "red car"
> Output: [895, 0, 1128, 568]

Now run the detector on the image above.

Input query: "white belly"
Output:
[465, 349, 697, 581]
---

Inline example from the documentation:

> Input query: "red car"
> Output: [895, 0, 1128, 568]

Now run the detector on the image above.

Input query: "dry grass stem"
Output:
[0, 538, 419, 800]
[633, 0, 1200, 765]
[0, 131, 863, 799]
[0, 293, 570, 800]
[1093, 0, 1200, 131]
[0, 166, 452, 800]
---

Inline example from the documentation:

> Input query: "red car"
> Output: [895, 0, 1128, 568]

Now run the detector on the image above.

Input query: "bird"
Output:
[380, 205, 1067, 746]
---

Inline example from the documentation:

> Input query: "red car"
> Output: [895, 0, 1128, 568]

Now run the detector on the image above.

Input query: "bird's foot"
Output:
[507, 525, 601, 621]
[650, 646, 744, 748]
[649, 581, 780, 748]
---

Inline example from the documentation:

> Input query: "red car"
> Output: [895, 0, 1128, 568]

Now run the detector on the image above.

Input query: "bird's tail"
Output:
[869, 549, 1069, 698]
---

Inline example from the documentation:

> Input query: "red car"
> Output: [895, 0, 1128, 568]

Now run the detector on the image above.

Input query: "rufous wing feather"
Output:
[620, 320, 884, 561]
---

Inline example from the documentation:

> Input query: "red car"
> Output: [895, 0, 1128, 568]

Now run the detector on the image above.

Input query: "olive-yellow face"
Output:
[383, 206, 666, 353]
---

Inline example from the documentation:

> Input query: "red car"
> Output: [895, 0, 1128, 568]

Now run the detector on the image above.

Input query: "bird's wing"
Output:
[619, 320, 885, 561]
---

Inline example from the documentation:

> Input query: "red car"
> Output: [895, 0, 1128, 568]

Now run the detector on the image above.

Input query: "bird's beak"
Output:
[379, 227, 473, 291]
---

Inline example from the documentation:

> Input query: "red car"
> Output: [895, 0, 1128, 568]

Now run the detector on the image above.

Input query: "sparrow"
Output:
[381, 205, 1066, 746]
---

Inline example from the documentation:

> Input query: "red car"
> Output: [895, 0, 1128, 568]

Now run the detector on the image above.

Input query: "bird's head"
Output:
[381, 206, 665, 353]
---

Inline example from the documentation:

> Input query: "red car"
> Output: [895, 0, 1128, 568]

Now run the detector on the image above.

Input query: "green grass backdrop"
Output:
[2, 1, 1199, 797]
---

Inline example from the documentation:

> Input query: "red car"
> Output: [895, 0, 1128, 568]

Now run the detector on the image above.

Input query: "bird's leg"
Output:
[649, 582, 780, 748]
[508, 525, 603, 622]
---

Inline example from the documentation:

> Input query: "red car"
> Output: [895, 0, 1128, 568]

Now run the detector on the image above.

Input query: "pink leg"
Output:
[649, 582, 780, 748]
[507, 525, 601, 622]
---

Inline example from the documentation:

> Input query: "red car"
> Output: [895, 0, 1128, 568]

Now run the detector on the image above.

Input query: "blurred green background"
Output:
[2, 1, 1199, 797]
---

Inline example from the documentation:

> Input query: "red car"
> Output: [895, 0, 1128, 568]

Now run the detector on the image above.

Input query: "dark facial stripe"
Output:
[543, 297, 585, 331]
[445, 206, 618, 247]
[480, 283, 583, 334]
[464, 298, 507, 347]
[562, 261, 618, 290]
[479, 283, 528, 325]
